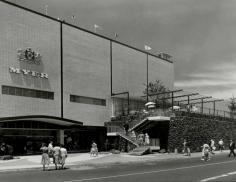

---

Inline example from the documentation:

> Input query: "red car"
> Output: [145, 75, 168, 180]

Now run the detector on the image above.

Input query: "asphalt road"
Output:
[1, 154, 236, 182]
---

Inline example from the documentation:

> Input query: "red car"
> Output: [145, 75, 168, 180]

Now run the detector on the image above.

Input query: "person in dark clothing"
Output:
[0, 143, 8, 156]
[123, 121, 129, 136]
[228, 139, 236, 157]
[183, 139, 191, 156]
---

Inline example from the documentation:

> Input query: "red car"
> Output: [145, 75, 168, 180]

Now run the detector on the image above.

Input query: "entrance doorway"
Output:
[142, 121, 169, 150]
[0, 129, 57, 155]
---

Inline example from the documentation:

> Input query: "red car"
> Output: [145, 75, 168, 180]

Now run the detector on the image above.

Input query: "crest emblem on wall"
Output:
[17, 48, 41, 64]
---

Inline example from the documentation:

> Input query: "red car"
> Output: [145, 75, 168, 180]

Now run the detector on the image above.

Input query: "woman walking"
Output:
[60, 145, 68, 169]
[40, 143, 50, 171]
[53, 143, 61, 170]
[201, 143, 210, 161]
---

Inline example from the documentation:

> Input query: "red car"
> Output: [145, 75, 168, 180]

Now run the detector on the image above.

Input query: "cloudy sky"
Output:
[9, 0, 236, 101]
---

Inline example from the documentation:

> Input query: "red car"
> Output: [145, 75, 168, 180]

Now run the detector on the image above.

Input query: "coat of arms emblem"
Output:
[17, 48, 41, 64]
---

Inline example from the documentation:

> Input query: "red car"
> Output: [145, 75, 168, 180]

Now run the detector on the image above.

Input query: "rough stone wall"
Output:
[168, 116, 236, 153]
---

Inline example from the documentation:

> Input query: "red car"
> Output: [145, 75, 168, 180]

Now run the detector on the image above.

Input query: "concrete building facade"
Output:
[0, 0, 174, 154]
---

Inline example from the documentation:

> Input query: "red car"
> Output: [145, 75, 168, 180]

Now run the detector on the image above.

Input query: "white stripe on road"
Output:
[227, 171, 236, 175]
[201, 174, 228, 182]
[201, 171, 236, 182]
[64, 160, 236, 182]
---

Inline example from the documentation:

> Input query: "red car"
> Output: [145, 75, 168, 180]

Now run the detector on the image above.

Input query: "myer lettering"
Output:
[9, 67, 48, 79]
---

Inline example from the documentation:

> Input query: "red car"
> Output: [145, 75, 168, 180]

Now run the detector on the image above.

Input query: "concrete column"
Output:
[111, 97, 115, 117]
[57, 130, 64, 145]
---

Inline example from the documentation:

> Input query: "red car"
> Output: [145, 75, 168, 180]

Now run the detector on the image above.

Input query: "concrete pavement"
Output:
[0, 150, 230, 172]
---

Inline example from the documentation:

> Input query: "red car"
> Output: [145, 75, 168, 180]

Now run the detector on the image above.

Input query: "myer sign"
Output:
[9, 48, 48, 79]
[9, 67, 48, 79]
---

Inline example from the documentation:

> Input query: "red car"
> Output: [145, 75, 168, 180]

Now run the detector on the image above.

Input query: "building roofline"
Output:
[0, 0, 173, 64]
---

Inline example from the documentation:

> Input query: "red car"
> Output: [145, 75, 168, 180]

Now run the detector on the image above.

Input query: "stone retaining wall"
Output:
[168, 116, 236, 152]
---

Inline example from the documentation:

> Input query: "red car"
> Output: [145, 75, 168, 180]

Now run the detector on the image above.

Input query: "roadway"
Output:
[1, 154, 236, 182]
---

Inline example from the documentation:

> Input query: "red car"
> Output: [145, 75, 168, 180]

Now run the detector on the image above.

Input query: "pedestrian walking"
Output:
[131, 131, 136, 141]
[123, 121, 129, 136]
[201, 143, 210, 161]
[48, 141, 54, 162]
[90, 141, 98, 157]
[182, 139, 191, 156]
[218, 139, 224, 152]
[228, 139, 236, 157]
[40, 143, 50, 171]
[144, 133, 150, 146]
[210, 139, 215, 154]
[53, 143, 61, 170]
[60, 145, 67, 169]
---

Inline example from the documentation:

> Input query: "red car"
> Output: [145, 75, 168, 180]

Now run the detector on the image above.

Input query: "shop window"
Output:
[2, 86, 9, 94]
[1, 85, 54, 100]
[70, 95, 106, 106]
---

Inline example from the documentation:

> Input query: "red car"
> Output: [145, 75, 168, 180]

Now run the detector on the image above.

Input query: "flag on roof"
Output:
[144, 45, 152, 51]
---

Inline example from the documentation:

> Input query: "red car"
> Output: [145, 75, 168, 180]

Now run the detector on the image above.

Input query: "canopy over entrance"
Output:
[0, 115, 83, 127]
[130, 116, 170, 132]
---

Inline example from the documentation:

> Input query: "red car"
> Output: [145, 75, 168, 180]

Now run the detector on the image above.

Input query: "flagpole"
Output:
[45, 5, 48, 15]
[94, 24, 98, 33]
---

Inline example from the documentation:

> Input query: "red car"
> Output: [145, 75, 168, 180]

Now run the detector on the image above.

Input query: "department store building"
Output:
[0, 0, 174, 154]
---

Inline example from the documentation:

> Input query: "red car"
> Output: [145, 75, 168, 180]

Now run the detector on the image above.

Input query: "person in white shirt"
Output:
[60, 145, 68, 169]
[53, 144, 61, 170]
[48, 141, 53, 157]
[201, 143, 210, 161]
[218, 139, 224, 152]
[210, 139, 215, 154]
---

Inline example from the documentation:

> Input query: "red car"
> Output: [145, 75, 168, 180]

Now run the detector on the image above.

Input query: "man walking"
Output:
[229, 139, 236, 157]
[210, 139, 215, 155]
[183, 139, 191, 156]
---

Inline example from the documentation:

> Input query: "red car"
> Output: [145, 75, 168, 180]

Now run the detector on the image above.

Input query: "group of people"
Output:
[183, 138, 235, 161]
[40, 141, 68, 171]
[134, 132, 150, 146]
[201, 139, 220, 161]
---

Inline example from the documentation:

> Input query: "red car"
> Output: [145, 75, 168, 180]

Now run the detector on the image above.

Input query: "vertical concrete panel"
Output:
[112, 43, 147, 99]
[148, 55, 174, 90]
[0, 2, 61, 117]
[63, 25, 110, 126]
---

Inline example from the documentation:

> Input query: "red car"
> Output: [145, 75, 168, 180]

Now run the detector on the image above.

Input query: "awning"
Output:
[130, 116, 170, 132]
[0, 115, 83, 126]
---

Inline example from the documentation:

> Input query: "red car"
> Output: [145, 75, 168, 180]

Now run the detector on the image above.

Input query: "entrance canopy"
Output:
[0, 115, 83, 127]
[130, 116, 170, 132]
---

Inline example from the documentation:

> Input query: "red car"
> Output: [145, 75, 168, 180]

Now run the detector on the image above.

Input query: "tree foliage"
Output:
[228, 96, 236, 112]
[143, 80, 170, 108]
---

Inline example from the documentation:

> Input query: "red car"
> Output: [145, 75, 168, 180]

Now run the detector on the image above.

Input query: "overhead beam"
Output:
[141, 89, 183, 97]
[177, 96, 212, 103]
[160, 93, 199, 100]
[188, 99, 223, 105]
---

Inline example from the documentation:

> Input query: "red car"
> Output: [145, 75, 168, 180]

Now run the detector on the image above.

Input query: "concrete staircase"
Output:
[129, 146, 152, 156]
[117, 132, 139, 147]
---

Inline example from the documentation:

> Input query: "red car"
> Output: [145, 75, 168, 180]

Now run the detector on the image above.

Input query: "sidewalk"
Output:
[0, 150, 229, 172]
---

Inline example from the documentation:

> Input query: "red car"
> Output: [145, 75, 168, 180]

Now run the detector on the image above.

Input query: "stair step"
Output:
[129, 146, 151, 156]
